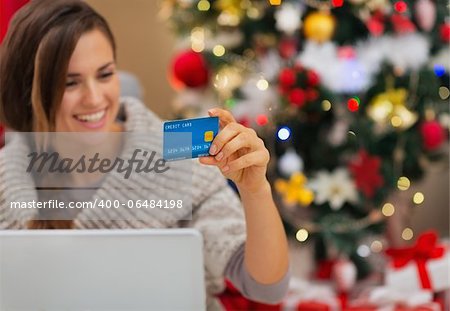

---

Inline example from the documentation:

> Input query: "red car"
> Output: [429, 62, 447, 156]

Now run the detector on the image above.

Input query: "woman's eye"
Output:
[65, 81, 78, 88]
[99, 72, 114, 80]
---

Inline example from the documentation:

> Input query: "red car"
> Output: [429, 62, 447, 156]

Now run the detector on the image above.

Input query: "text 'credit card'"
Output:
[163, 116, 219, 162]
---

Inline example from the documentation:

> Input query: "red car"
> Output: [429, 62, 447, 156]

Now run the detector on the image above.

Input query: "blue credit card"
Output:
[163, 116, 219, 161]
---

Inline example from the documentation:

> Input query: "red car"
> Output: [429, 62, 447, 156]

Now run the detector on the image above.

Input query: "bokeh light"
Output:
[278, 126, 291, 141]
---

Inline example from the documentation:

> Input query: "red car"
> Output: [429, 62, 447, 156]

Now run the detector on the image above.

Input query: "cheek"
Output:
[108, 76, 121, 99]
[55, 92, 79, 129]
[59, 93, 78, 118]
[106, 77, 121, 113]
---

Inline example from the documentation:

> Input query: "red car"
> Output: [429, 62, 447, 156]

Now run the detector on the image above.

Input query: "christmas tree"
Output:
[162, 0, 449, 278]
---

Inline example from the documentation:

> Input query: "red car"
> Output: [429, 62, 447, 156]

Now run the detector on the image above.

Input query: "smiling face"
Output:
[55, 29, 121, 132]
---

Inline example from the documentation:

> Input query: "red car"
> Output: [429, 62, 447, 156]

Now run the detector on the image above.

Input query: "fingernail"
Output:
[215, 152, 223, 161]
[209, 144, 217, 155]
[222, 165, 229, 172]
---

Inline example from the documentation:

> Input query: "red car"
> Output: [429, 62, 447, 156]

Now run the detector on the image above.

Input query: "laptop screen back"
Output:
[0, 229, 205, 311]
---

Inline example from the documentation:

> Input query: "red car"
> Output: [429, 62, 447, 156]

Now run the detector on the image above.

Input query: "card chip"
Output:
[204, 131, 214, 142]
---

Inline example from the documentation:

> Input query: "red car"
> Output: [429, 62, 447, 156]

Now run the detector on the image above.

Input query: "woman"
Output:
[0, 0, 290, 309]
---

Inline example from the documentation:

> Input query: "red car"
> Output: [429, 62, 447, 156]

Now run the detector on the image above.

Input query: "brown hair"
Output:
[0, 0, 117, 229]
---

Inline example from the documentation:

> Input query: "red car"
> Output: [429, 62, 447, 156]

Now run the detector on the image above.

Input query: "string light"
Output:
[434, 64, 446, 77]
[439, 86, 450, 100]
[296, 229, 309, 242]
[382, 203, 395, 217]
[322, 100, 332, 111]
[277, 126, 291, 141]
[413, 192, 425, 204]
[370, 240, 383, 253]
[391, 116, 403, 128]
[397, 176, 410, 191]
[256, 114, 268, 126]
[402, 228, 414, 241]
[191, 27, 205, 52]
[256, 78, 269, 91]
[357, 245, 371, 257]
[197, 0, 211, 11]
[213, 45, 225, 57]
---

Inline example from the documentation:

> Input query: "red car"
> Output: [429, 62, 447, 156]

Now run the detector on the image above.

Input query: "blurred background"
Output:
[83, 0, 448, 235]
[1, 0, 449, 309]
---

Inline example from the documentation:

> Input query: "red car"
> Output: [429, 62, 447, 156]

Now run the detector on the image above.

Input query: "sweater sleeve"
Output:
[224, 243, 291, 304]
[187, 162, 247, 295]
[0, 137, 38, 229]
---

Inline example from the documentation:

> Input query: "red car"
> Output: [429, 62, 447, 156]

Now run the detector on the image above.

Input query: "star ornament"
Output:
[308, 168, 358, 210]
[367, 88, 418, 130]
[349, 150, 384, 198]
[275, 172, 314, 207]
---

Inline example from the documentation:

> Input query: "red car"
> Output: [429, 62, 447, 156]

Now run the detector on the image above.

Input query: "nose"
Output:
[83, 80, 103, 108]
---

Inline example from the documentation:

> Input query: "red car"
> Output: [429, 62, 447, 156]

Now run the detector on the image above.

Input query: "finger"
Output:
[208, 108, 236, 130]
[198, 156, 219, 166]
[209, 122, 242, 155]
[223, 150, 270, 172]
[216, 132, 253, 162]
[198, 156, 227, 169]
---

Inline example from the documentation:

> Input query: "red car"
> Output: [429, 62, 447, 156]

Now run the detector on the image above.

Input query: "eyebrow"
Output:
[67, 61, 115, 78]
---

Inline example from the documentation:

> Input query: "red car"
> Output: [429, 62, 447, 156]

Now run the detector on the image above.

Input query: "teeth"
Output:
[76, 109, 106, 122]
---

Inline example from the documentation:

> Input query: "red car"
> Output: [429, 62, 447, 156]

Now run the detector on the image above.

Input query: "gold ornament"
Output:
[269, 0, 282, 5]
[275, 173, 315, 206]
[303, 12, 336, 43]
[215, 0, 247, 26]
[367, 88, 418, 130]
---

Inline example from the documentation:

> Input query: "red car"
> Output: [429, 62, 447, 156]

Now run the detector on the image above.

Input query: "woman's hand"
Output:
[198, 108, 270, 193]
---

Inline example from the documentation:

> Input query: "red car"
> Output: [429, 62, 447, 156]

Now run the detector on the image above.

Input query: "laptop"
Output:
[0, 229, 205, 311]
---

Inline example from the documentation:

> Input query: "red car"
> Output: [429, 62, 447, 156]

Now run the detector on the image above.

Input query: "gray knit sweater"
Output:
[0, 97, 288, 309]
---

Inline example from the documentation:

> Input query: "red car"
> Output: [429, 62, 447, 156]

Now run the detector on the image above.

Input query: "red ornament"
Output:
[171, 50, 209, 88]
[347, 98, 359, 112]
[278, 38, 297, 59]
[289, 88, 306, 108]
[278, 68, 296, 89]
[394, 1, 408, 13]
[440, 23, 450, 42]
[349, 150, 384, 198]
[332, 0, 344, 7]
[306, 70, 320, 87]
[367, 13, 385, 37]
[420, 120, 446, 150]
[256, 114, 268, 126]
[306, 89, 319, 102]
[391, 14, 416, 34]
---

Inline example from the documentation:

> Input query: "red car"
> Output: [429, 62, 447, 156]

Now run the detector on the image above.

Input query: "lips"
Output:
[74, 109, 106, 122]
[73, 108, 108, 129]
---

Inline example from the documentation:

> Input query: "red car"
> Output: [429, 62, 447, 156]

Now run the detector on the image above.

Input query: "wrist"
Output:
[237, 179, 271, 198]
